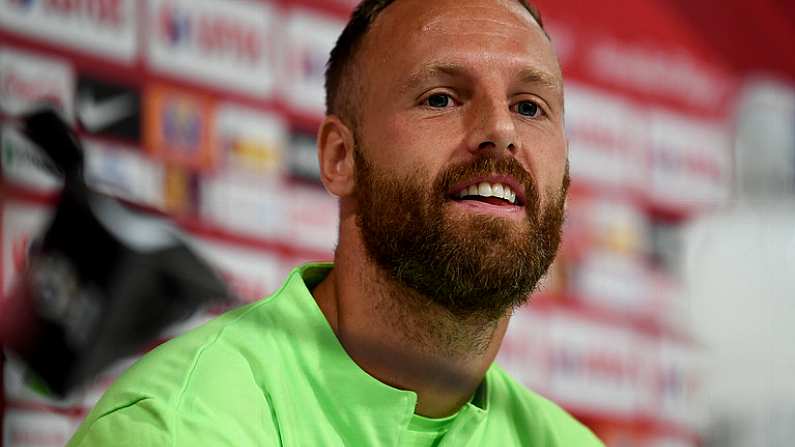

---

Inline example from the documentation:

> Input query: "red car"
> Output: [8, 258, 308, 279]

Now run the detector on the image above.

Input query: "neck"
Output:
[313, 217, 509, 418]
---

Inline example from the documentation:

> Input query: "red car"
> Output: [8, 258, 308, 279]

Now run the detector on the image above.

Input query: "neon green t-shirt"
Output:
[403, 411, 459, 446]
[68, 263, 604, 446]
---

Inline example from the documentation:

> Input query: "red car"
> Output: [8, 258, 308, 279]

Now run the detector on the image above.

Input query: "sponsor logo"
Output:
[4, 0, 123, 25]
[0, 0, 137, 61]
[545, 316, 646, 414]
[198, 172, 286, 239]
[77, 75, 140, 141]
[283, 185, 338, 253]
[158, 2, 262, 64]
[1, 124, 63, 191]
[297, 46, 326, 85]
[51, 0, 123, 25]
[159, 3, 190, 46]
[146, 0, 278, 97]
[588, 39, 732, 111]
[215, 104, 285, 177]
[144, 84, 216, 171]
[164, 102, 202, 152]
[566, 84, 646, 191]
[83, 140, 165, 208]
[647, 111, 731, 207]
[162, 164, 196, 215]
[0, 48, 74, 119]
[283, 10, 344, 115]
[7, 0, 35, 11]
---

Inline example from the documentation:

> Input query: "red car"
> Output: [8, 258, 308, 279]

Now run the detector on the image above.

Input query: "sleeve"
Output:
[67, 397, 283, 447]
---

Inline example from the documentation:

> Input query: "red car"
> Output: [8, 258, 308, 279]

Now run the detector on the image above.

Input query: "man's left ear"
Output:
[317, 115, 356, 198]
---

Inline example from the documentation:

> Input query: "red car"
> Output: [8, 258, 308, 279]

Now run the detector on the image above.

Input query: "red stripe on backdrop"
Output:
[176, 215, 333, 262]
[532, 0, 739, 119]
[4, 400, 87, 419]
[528, 294, 696, 347]
[566, 181, 696, 224]
[576, 409, 702, 446]
[665, 0, 795, 81]
[0, 182, 60, 208]
[0, 29, 147, 87]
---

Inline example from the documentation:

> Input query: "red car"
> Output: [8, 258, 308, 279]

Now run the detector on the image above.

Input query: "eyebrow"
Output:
[516, 67, 563, 94]
[400, 62, 563, 97]
[401, 63, 469, 94]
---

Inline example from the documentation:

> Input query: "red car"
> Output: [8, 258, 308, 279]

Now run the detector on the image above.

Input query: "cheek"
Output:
[540, 139, 567, 182]
[376, 114, 461, 174]
[518, 127, 568, 199]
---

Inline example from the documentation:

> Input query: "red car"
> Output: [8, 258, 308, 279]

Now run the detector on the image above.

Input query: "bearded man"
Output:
[68, 0, 604, 445]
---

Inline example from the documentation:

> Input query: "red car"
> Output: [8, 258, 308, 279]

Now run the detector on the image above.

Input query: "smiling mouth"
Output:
[449, 181, 522, 207]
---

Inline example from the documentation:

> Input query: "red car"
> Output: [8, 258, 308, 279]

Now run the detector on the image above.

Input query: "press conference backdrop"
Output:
[1, 1, 794, 446]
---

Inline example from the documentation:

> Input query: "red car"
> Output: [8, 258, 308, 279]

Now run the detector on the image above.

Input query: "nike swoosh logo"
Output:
[78, 91, 136, 133]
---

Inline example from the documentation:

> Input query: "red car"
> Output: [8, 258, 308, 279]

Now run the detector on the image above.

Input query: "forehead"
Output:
[359, 0, 560, 85]
[412, 0, 543, 40]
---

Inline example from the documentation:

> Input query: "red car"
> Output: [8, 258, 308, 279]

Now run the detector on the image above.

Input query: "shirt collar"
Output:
[278, 263, 491, 445]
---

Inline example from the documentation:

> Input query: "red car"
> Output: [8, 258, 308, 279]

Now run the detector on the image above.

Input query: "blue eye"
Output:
[426, 94, 451, 108]
[516, 101, 541, 117]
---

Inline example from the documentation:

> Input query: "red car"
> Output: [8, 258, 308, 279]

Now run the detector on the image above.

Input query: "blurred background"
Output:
[0, 0, 794, 446]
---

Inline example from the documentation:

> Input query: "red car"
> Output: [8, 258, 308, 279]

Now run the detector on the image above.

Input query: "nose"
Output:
[466, 96, 517, 156]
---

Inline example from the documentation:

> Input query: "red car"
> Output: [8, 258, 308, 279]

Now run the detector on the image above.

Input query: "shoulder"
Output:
[485, 364, 605, 446]
[69, 300, 281, 446]
[107, 300, 270, 405]
[67, 394, 280, 446]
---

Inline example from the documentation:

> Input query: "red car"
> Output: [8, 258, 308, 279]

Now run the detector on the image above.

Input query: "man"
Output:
[68, 0, 604, 445]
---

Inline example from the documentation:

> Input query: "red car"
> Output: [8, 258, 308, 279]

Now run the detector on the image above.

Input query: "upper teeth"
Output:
[457, 182, 517, 204]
